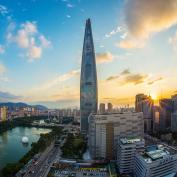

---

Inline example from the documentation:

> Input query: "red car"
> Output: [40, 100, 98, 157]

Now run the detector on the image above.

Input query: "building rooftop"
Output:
[91, 111, 141, 116]
[120, 137, 142, 145]
[142, 144, 177, 163]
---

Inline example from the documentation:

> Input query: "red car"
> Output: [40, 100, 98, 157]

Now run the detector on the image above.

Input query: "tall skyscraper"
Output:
[80, 19, 98, 135]
[135, 94, 154, 133]
[159, 98, 173, 131]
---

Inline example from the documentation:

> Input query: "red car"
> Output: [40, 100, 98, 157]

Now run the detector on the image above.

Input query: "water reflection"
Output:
[1, 132, 8, 144]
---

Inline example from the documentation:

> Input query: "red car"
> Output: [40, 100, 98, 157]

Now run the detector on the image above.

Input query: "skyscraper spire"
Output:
[80, 18, 98, 135]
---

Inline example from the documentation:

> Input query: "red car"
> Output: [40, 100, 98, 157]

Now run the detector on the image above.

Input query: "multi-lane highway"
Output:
[17, 140, 62, 177]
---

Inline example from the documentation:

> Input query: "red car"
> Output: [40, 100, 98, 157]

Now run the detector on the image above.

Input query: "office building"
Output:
[152, 106, 160, 133]
[171, 112, 177, 132]
[88, 112, 144, 160]
[172, 94, 177, 112]
[159, 98, 173, 131]
[80, 18, 98, 135]
[135, 94, 154, 133]
[117, 138, 145, 174]
[107, 103, 113, 113]
[134, 144, 177, 177]
[99, 103, 106, 114]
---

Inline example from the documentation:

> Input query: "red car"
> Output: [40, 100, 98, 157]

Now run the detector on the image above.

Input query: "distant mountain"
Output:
[33, 105, 48, 110]
[0, 102, 48, 110]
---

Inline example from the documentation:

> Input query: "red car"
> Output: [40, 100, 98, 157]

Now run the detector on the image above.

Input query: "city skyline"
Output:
[0, 0, 177, 108]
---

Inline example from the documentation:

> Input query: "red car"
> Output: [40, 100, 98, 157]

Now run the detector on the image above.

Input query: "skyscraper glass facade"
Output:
[80, 19, 98, 135]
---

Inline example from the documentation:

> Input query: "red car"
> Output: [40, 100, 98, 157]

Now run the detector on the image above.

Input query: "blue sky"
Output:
[0, 0, 177, 108]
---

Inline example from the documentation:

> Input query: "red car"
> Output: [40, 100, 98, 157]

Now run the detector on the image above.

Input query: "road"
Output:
[16, 130, 69, 177]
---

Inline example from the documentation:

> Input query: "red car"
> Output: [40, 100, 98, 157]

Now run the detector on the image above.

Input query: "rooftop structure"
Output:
[143, 145, 176, 163]
[134, 144, 177, 177]
[117, 137, 145, 174]
[120, 137, 142, 145]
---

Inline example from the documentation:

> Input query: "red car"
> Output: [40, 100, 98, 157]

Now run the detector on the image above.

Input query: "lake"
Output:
[0, 127, 51, 169]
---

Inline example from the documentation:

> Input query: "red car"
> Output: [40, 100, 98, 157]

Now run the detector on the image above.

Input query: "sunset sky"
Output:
[0, 0, 177, 108]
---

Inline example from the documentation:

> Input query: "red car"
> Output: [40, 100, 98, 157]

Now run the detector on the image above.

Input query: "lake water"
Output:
[0, 127, 51, 169]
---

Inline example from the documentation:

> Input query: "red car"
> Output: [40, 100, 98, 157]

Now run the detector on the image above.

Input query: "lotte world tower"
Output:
[80, 19, 98, 135]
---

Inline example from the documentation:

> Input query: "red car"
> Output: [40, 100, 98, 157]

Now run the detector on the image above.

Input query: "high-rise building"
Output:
[88, 112, 144, 160]
[135, 94, 154, 133]
[107, 103, 113, 113]
[0, 106, 7, 121]
[159, 98, 173, 131]
[171, 112, 177, 132]
[80, 19, 98, 135]
[99, 103, 105, 114]
[117, 138, 145, 174]
[134, 144, 177, 177]
[172, 94, 177, 112]
[152, 106, 160, 133]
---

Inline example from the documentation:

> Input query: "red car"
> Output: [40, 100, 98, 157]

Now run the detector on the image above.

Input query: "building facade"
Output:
[171, 112, 177, 132]
[88, 112, 144, 160]
[107, 103, 113, 113]
[117, 138, 145, 174]
[0, 106, 7, 121]
[159, 98, 173, 132]
[135, 94, 154, 133]
[80, 19, 98, 135]
[99, 103, 106, 114]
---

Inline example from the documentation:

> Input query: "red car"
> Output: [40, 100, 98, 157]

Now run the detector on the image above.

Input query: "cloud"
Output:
[169, 31, 177, 53]
[0, 5, 8, 16]
[0, 64, 9, 82]
[120, 69, 130, 75]
[96, 52, 114, 64]
[123, 73, 148, 85]
[106, 69, 130, 82]
[147, 77, 163, 85]
[34, 69, 80, 91]
[0, 63, 6, 74]
[7, 21, 51, 61]
[27, 45, 42, 59]
[116, 38, 145, 49]
[0, 45, 5, 54]
[0, 91, 21, 101]
[105, 69, 148, 85]
[39, 35, 51, 48]
[66, 14, 71, 18]
[106, 75, 119, 81]
[24, 69, 80, 104]
[124, 0, 177, 38]
[105, 26, 123, 38]
[67, 3, 74, 8]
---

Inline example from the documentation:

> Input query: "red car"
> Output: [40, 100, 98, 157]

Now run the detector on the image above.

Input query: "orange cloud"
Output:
[116, 38, 145, 49]
[125, 0, 177, 38]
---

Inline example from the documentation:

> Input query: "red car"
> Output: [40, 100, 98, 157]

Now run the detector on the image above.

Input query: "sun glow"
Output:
[151, 93, 158, 100]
